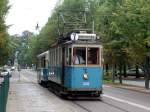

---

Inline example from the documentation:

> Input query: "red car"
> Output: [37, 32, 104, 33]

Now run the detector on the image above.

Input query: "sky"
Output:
[6, 0, 58, 35]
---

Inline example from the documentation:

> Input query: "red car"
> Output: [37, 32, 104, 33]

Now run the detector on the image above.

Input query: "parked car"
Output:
[116, 68, 144, 77]
[0, 69, 9, 77]
[11, 66, 15, 71]
[126, 68, 144, 77]
[0, 69, 12, 77]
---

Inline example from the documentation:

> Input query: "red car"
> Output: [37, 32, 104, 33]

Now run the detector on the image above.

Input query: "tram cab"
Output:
[61, 31, 103, 96]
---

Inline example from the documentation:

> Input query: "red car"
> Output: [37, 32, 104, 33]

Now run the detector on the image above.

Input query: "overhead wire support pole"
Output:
[84, 11, 87, 24]
[57, 13, 61, 36]
[92, 21, 95, 33]
[84, 0, 88, 26]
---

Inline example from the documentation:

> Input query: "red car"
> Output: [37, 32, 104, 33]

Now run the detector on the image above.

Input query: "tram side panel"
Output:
[48, 47, 62, 84]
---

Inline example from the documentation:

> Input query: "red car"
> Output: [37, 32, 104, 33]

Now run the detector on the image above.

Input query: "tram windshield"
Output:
[87, 48, 99, 65]
[73, 47, 100, 65]
[73, 47, 86, 65]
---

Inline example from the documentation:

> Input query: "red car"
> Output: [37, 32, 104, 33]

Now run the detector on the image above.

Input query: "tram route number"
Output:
[83, 82, 90, 86]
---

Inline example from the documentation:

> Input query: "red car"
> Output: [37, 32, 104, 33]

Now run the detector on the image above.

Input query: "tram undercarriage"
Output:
[47, 80, 102, 98]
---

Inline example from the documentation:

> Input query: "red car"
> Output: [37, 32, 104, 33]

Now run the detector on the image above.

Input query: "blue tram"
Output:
[37, 30, 103, 97]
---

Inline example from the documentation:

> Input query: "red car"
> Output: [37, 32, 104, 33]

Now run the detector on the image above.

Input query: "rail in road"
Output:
[72, 99, 129, 112]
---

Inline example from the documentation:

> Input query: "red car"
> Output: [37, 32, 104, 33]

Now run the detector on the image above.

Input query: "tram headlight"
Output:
[83, 73, 88, 80]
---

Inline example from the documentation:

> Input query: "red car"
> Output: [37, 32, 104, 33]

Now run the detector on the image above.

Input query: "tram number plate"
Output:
[83, 82, 90, 86]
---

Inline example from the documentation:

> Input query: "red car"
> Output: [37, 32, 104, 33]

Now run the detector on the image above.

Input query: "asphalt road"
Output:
[10, 69, 150, 112]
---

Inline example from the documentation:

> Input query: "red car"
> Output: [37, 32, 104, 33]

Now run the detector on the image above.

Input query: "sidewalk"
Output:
[6, 70, 84, 112]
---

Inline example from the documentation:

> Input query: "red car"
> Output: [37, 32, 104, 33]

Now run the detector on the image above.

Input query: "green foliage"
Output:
[17, 31, 35, 67]
[89, 0, 150, 69]
[8, 35, 21, 65]
[8, 31, 36, 67]
[31, 0, 88, 64]
[0, 0, 10, 66]
[109, 0, 150, 66]
[28, 0, 150, 70]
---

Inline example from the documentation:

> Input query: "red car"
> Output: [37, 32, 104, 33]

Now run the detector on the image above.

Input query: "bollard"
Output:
[0, 74, 10, 112]
[0, 82, 5, 112]
[0, 83, 3, 112]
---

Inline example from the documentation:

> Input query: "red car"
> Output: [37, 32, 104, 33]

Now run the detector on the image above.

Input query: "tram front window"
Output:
[88, 48, 99, 65]
[73, 47, 86, 65]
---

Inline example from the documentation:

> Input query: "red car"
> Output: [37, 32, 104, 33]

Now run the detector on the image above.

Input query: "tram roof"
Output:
[63, 40, 101, 45]
[37, 51, 49, 58]
[50, 40, 101, 48]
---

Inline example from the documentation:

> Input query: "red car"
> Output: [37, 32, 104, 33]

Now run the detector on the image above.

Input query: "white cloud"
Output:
[6, 0, 58, 35]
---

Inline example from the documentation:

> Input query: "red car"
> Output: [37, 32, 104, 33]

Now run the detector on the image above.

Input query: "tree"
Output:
[31, 0, 89, 65]
[0, 0, 10, 66]
[29, 0, 150, 83]
[110, 0, 150, 70]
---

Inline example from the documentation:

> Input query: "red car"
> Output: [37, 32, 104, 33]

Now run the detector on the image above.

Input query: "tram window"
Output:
[41, 57, 46, 68]
[56, 48, 59, 65]
[65, 48, 68, 65]
[69, 48, 72, 65]
[65, 47, 71, 65]
[54, 49, 56, 66]
[88, 48, 99, 65]
[73, 47, 86, 65]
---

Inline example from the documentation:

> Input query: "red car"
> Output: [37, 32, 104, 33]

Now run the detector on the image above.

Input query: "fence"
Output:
[0, 74, 10, 112]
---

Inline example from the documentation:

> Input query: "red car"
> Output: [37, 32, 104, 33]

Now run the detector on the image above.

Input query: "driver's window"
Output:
[73, 47, 86, 65]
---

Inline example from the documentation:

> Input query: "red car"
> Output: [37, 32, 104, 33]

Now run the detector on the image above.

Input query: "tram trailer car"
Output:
[37, 30, 103, 97]
[37, 51, 50, 86]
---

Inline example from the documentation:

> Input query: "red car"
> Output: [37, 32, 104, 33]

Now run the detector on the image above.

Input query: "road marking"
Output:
[103, 94, 150, 111]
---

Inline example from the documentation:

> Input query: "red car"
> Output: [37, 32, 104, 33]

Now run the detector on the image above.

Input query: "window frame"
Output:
[87, 47, 100, 66]
[65, 45, 72, 66]
[72, 47, 86, 66]
[72, 45, 102, 67]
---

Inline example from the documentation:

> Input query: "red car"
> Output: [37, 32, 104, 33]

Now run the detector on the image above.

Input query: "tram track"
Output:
[72, 101, 93, 112]
[71, 97, 131, 112]
[73, 102, 92, 112]
[100, 99, 130, 112]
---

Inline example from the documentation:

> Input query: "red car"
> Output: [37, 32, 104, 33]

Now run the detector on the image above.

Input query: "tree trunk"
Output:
[106, 63, 109, 73]
[112, 64, 116, 83]
[119, 64, 122, 84]
[136, 65, 139, 78]
[123, 63, 127, 78]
